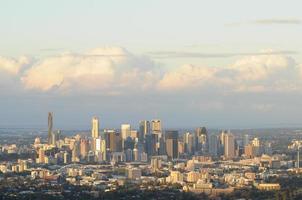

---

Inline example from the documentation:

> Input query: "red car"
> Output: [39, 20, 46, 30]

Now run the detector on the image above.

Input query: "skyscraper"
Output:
[184, 132, 194, 155]
[224, 133, 235, 159]
[195, 127, 208, 154]
[139, 120, 150, 142]
[165, 130, 179, 160]
[48, 112, 53, 145]
[80, 138, 89, 159]
[151, 119, 161, 133]
[209, 134, 218, 157]
[91, 117, 99, 139]
[51, 130, 61, 146]
[121, 124, 131, 140]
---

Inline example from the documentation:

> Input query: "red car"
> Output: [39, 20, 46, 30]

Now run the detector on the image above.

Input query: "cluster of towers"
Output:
[44, 113, 258, 163]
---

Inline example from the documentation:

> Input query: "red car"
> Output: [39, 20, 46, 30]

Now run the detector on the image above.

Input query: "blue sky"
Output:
[0, 0, 302, 129]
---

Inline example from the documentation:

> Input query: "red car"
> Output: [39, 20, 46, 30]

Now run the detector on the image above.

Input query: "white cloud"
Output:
[158, 64, 217, 90]
[158, 50, 301, 93]
[0, 56, 30, 75]
[0, 48, 300, 96]
[21, 47, 159, 93]
[230, 50, 296, 81]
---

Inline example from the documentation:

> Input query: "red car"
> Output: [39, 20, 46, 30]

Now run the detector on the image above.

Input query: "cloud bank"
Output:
[0, 47, 301, 95]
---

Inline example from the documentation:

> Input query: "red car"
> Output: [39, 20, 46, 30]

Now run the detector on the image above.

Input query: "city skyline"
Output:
[1, 1, 302, 129]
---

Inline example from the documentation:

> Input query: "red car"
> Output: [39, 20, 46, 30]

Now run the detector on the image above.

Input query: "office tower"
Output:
[130, 130, 138, 140]
[244, 143, 254, 158]
[105, 130, 123, 152]
[209, 134, 218, 157]
[151, 119, 161, 133]
[165, 130, 179, 160]
[95, 138, 106, 162]
[134, 141, 144, 161]
[125, 149, 133, 162]
[91, 117, 99, 139]
[219, 130, 228, 155]
[121, 124, 131, 140]
[139, 120, 150, 142]
[178, 141, 184, 155]
[133, 147, 139, 161]
[251, 137, 261, 156]
[100, 139, 107, 161]
[184, 132, 194, 155]
[48, 112, 53, 145]
[124, 137, 135, 150]
[105, 130, 117, 152]
[220, 130, 228, 146]
[224, 133, 235, 159]
[95, 138, 102, 152]
[72, 141, 80, 162]
[196, 127, 208, 154]
[252, 137, 260, 147]
[51, 130, 61, 146]
[145, 134, 158, 157]
[158, 137, 166, 155]
[80, 138, 89, 159]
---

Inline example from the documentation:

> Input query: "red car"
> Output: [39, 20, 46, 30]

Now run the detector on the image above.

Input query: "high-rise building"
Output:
[72, 141, 80, 163]
[51, 130, 61, 146]
[139, 120, 150, 142]
[165, 130, 179, 160]
[195, 127, 208, 154]
[105, 129, 117, 152]
[130, 130, 138, 140]
[209, 134, 218, 157]
[145, 134, 158, 157]
[220, 130, 228, 146]
[38, 148, 45, 163]
[151, 119, 161, 133]
[91, 117, 99, 139]
[48, 112, 53, 145]
[251, 137, 261, 156]
[80, 138, 89, 159]
[121, 124, 131, 140]
[219, 130, 228, 155]
[252, 137, 260, 147]
[224, 133, 235, 159]
[100, 139, 107, 161]
[184, 132, 194, 155]
[244, 143, 254, 158]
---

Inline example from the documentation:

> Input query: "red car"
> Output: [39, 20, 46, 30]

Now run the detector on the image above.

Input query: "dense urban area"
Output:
[1, 113, 302, 200]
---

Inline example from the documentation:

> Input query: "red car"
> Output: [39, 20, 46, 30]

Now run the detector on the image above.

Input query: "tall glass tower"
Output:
[48, 112, 53, 144]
